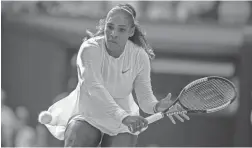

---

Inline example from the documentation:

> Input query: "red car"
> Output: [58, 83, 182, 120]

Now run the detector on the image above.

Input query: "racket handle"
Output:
[129, 112, 164, 134]
[146, 112, 164, 124]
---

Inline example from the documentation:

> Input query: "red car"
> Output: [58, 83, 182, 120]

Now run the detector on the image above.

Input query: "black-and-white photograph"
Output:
[1, 1, 252, 147]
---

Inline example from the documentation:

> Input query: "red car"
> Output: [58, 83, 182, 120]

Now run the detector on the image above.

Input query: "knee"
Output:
[101, 133, 138, 147]
[64, 119, 102, 147]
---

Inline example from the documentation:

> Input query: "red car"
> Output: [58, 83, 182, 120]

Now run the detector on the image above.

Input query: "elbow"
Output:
[79, 77, 104, 90]
[79, 80, 103, 94]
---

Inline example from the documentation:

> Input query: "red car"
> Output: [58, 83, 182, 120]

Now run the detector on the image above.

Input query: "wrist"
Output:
[153, 102, 159, 113]
[121, 115, 130, 125]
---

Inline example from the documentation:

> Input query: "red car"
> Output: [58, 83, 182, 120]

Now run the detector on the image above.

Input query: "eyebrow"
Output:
[107, 23, 127, 27]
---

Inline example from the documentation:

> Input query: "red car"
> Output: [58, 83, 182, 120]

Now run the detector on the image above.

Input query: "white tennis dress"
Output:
[44, 36, 158, 140]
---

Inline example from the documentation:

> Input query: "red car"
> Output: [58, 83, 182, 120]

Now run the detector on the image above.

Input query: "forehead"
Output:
[106, 9, 131, 27]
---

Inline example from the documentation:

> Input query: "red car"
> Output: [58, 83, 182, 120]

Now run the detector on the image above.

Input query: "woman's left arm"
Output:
[133, 51, 158, 114]
[134, 51, 190, 123]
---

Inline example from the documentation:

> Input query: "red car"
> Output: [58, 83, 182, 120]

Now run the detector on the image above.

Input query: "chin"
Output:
[107, 42, 119, 50]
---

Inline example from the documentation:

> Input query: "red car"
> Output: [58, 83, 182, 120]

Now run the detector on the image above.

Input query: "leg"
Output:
[64, 119, 102, 147]
[100, 132, 138, 147]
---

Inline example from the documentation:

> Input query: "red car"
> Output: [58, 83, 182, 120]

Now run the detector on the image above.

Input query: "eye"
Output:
[107, 25, 114, 30]
[119, 28, 126, 32]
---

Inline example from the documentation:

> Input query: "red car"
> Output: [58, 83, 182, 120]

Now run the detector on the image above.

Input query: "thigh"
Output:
[64, 119, 102, 147]
[100, 132, 138, 147]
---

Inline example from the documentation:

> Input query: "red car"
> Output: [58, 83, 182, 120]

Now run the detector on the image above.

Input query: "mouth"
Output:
[108, 40, 117, 44]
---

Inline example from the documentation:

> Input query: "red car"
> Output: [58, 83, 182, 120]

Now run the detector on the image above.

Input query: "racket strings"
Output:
[200, 80, 230, 104]
[180, 79, 235, 110]
[199, 81, 232, 109]
[196, 80, 234, 109]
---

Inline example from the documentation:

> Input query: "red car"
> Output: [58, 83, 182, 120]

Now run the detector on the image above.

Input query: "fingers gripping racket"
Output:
[131, 76, 237, 134]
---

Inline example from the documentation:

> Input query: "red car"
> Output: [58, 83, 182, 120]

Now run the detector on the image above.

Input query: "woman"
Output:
[40, 3, 190, 147]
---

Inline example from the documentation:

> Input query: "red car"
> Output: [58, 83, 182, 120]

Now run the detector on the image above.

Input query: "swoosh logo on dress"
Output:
[122, 68, 130, 74]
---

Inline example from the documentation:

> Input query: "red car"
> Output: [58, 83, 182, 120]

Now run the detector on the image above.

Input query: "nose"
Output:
[111, 30, 118, 38]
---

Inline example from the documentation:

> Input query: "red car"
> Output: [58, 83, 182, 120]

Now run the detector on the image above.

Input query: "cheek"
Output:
[118, 34, 129, 43]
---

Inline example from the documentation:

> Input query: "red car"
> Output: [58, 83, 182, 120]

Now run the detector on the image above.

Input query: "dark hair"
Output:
[84, 3, 155, 60]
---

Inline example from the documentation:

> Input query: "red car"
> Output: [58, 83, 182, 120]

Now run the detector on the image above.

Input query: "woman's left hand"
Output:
[166, 103, 190, 124]
[155, 93, 190, 124]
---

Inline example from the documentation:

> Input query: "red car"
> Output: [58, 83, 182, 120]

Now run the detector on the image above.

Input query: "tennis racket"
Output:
[130, 76, 237, 134]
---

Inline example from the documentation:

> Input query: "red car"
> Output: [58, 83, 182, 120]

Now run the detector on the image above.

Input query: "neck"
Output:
[105, 42, 126, 58]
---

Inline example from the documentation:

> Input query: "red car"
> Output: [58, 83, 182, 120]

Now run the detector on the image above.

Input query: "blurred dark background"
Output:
[1, 1, 252, 147]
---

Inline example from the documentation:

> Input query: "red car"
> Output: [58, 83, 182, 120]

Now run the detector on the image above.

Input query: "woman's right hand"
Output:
[122, 115, 148, 133]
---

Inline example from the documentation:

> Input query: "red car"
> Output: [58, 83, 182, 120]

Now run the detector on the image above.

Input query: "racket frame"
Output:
[131, 76, 237, 134]
[166, 76, 237, 114]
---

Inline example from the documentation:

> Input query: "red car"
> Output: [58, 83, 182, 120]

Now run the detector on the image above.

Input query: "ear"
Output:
[129, 26, 135, 37]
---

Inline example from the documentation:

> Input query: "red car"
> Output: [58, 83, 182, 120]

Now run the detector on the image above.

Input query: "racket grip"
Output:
[129, 112, 164, 134]
[146, 112, 164, 124]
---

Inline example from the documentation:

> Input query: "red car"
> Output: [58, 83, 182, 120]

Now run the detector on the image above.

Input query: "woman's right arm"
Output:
[77, 41, 130, 123]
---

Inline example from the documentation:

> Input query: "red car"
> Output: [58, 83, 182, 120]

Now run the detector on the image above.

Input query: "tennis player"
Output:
[41, 3, 190, 147]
